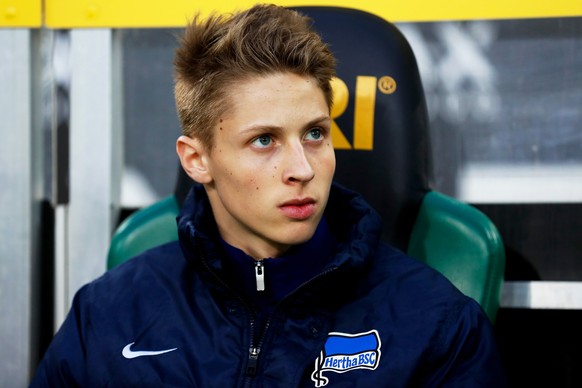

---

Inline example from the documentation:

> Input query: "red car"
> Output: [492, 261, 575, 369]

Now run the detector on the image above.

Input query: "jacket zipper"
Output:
[199, 252, 268, 384]
[254, 261, 265, 292]
[243, 265, 338, 383]
[245, 318, 261, 376]
[199, 249, 338, 385]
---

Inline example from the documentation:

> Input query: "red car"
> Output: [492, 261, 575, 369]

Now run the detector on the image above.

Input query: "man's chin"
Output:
[277, 224, 319, 246]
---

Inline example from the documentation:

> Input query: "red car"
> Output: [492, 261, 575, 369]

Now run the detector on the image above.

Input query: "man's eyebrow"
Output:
[304, 115, 331, 128]
[238, 124, 283, 137]
[239, 115, 331, 135]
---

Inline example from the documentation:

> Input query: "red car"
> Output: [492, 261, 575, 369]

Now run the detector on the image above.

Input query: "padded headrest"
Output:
[297, 7, 431, 248]
[175, 7, 431, 249]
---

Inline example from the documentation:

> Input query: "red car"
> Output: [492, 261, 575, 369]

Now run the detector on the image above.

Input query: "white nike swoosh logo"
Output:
[122, 342, 178, 359]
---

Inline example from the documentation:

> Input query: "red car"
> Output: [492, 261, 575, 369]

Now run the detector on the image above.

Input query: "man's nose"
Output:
[283, 142, 315, 183]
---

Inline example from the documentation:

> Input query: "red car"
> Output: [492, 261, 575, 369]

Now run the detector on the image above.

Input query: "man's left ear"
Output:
[176, 135, 212, 184]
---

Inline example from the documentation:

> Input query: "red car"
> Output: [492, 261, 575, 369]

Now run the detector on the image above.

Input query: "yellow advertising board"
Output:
[0, 0, 42, 27]
[44, 0, 582, 28]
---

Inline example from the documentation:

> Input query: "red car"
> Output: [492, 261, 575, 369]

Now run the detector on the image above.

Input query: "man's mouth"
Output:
[279, 198, 317, 220]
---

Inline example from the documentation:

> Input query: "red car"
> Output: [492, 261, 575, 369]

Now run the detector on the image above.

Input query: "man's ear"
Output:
[176, 135, 213, 184]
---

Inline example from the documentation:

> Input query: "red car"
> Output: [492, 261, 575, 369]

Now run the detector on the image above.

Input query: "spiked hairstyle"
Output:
[174, 4, 336, 149]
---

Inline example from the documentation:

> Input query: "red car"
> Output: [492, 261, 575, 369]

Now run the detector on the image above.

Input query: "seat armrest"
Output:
[107, 195, 180, 269]
[408, 191, 505, 321]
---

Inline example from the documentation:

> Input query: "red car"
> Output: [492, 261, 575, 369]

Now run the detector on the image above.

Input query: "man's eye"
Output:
[305, 128, 323, 141]
[252, 135, 272, 147]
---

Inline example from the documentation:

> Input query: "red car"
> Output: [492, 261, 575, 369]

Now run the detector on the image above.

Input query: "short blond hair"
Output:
[174, 4, 336, 148]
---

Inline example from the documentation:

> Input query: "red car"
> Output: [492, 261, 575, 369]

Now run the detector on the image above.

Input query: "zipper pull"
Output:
[255, 261, 265, 292]
[246, 347, 260, 376]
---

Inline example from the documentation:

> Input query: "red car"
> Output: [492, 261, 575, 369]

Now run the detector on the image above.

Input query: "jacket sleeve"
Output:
[425, 299, 508, 387]
[29, 289, 89, 387]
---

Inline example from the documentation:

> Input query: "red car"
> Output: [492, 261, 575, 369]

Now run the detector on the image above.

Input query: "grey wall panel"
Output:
[56, 29, 122, 324]
[0, 29, 42, 386]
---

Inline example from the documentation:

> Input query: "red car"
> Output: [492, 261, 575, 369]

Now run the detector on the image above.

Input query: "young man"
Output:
[32, 4, 506, 387]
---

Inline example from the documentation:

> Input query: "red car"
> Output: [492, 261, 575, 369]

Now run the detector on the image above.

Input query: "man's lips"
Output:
[279, 198, 317, 220]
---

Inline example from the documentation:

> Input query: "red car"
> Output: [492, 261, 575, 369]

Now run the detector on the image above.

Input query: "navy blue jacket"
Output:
[31, 184, 506, 387]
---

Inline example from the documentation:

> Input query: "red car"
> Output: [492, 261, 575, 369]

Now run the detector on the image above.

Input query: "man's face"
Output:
[191, 72, 335, 259]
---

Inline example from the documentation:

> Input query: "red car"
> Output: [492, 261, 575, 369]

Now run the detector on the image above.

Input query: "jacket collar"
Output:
[177, 182, 383, 276]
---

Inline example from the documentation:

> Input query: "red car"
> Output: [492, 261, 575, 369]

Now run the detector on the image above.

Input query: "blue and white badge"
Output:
[311, 330, 382, 387]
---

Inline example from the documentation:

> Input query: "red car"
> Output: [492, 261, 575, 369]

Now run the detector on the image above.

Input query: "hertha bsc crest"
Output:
[311, 330, 381, 387]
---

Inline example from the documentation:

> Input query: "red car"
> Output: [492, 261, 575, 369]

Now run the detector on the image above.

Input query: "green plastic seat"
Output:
[107, 190, 504, 321]
[408, 191, 505, 321]
[107, 196, 179, 269]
